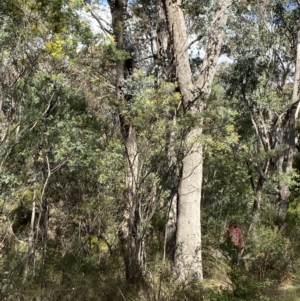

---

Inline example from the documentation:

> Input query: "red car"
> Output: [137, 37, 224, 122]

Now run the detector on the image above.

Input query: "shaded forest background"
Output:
[1, 0, 300, 300]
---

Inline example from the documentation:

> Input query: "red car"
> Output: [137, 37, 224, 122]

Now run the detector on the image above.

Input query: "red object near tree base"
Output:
[224, 221, 244, 248]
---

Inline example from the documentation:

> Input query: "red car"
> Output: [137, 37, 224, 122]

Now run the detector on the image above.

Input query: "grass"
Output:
[269, 289, 300, 301]
[267, 278, 300, 301]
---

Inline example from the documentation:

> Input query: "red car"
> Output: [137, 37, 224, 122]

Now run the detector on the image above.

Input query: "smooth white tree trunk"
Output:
[175, 127, 203, 281]
[164, 0, 232, 282]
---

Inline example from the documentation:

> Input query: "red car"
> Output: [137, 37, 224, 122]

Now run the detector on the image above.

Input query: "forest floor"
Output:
[267, 277, 300, 301]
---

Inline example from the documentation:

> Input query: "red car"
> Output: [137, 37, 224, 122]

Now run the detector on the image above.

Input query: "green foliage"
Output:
[0, 0, 299, 299]
[205, 276, 271, 301]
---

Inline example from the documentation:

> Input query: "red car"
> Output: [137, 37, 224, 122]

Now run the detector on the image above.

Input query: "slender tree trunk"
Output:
[164, 0, 231, 282]
[156, 1, 171, 62]
[248, 177, 264, 237]
[118, 123, 142, 282]
[108, 0, 143, 282]
[23, 189, 37, 284]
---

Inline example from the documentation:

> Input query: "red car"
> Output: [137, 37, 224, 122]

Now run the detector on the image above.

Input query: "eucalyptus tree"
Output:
[163, 0, 233, 282]
[220, 0, 300, 230]
[274, 0, 300, 228]
[94, 0, 235, 284]
[106, 0, 145, 283]
[84, 0, 181, 283]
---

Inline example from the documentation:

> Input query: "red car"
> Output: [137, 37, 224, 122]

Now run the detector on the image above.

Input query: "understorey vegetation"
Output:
[0, 0, 300, 300]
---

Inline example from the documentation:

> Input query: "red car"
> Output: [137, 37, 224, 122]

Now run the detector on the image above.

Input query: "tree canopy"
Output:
[0, 0, 300, 300]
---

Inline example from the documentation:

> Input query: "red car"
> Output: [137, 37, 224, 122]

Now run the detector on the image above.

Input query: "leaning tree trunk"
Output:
[277, 17, 300, 228]
[164, 0, 231, 282]
[108, 0, 143, 282]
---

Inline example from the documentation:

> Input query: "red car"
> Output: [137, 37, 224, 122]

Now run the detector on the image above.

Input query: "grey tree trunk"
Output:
[248, 173, 264, 238]
[108, 0, 143, 282]
[164, 0, 231, 282]
[154, 1, 178, 259]
[118, 123, 142, 282]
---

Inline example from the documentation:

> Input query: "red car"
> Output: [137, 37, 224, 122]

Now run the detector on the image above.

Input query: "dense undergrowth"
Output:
[1, 0, 300, 300]
[1, 222, 300, 301]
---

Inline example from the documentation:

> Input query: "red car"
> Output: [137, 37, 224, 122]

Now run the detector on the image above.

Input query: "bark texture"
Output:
[164, 0, 231, 282]
[108, 0, 143, 282]
[155, 1, 178, 259]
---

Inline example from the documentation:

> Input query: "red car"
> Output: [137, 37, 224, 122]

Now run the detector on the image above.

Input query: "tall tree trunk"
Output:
[119, 123, 142, 282]
[108, 0, 143, 282]
[155, 0, 178, 259]
[164, 0, 231, 282]
[277, 16, 300, 228]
